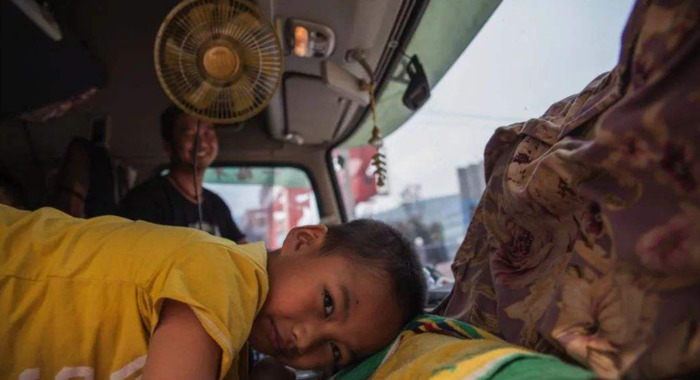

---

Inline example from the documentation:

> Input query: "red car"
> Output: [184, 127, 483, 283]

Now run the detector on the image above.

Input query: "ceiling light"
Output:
[286, 19, 335, 59]
[293, 26, 309, 57]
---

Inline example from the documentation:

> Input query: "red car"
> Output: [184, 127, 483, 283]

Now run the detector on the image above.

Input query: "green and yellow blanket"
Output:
[334, 315, 595, 380]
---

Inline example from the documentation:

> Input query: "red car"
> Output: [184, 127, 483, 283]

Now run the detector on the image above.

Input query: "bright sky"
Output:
[358, 0, 635, 215]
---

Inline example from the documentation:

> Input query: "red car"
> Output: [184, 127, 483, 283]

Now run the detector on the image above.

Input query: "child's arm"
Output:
[142, 300, 222, 380]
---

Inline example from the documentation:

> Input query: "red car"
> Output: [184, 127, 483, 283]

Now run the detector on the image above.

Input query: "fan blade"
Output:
[219, 9, 260, 42]
[189, 27, 213, 50]
[186, 81, 220, 110]
[232, 74, 255, 113]
[230, 11, 261, 32]
[242, 59, 279, 90]
[259, 55, 282, 77]
[164, 38, 181, 68]
[164, 38, 196, 69]
[213, 1, 232, 35]
[186, 3, 216, 29]
[238, 37, 280, 78]
[240, 47, 259, 74]
[183, 4, 216, 51]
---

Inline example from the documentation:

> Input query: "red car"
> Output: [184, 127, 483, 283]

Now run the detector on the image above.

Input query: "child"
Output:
[0, 204, 426, 379]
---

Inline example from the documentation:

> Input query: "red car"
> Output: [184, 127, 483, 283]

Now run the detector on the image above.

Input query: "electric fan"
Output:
[154, 0, 283, 123]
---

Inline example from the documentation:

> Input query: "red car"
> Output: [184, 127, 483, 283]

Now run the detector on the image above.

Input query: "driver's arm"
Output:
[142, 299, 221, 380]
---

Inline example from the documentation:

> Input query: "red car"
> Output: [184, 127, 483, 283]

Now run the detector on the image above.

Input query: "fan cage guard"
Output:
[155, 0, 283, 123]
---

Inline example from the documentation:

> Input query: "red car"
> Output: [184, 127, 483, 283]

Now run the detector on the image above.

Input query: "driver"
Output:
[119, 105, 247, 244]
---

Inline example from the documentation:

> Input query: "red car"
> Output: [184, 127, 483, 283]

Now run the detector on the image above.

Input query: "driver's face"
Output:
[248, 227, 403, 372]
[169, 114, 218, 169]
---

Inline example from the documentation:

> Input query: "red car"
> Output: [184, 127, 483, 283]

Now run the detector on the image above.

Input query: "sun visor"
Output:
[283, 75, 359, 145]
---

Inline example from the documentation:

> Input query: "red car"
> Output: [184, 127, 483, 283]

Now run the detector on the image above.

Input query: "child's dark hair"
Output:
[319, 219, 426, 326]
[160, 104, 185, 144]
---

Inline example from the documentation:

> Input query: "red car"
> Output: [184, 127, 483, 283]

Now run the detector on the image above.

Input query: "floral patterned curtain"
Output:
[435, 1, 700, 378]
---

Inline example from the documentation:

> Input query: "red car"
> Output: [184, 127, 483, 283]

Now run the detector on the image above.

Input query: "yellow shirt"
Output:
[0, 205, 268, 380]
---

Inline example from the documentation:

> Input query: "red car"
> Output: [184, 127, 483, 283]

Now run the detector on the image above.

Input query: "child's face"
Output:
[249, 226, 403, 371]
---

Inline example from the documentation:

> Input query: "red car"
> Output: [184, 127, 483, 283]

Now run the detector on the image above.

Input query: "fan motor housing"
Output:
[199, 40, 243, 84]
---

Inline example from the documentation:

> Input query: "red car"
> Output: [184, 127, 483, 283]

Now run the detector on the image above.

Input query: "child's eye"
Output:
[330, 342, 342, 365]
[323, 289, 334, 317]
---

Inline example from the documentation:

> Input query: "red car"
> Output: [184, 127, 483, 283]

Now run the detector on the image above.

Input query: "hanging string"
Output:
[366, 82, 387, 187]
[193, 119, 204, 230]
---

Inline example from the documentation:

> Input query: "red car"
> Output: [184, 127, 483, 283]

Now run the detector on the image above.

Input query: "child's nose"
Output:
[292, 322, 322, 355]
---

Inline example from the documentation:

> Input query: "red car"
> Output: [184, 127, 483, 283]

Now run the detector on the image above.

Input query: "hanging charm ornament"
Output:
[366, 82, 387, 187]
[372, 150, 387, 187]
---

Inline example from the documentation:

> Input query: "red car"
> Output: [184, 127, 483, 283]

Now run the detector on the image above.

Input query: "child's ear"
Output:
[281, 225, 328, 256]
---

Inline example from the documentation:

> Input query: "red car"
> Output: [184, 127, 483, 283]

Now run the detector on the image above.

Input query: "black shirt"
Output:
[118, 175, 245, 242]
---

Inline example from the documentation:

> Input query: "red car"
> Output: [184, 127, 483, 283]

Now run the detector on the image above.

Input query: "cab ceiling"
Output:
[50, 0, 410, 165]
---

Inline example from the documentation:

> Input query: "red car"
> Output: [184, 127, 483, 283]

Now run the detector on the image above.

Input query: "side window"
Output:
[203, 166, 320, 249]
[333, 147, 463, 308]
